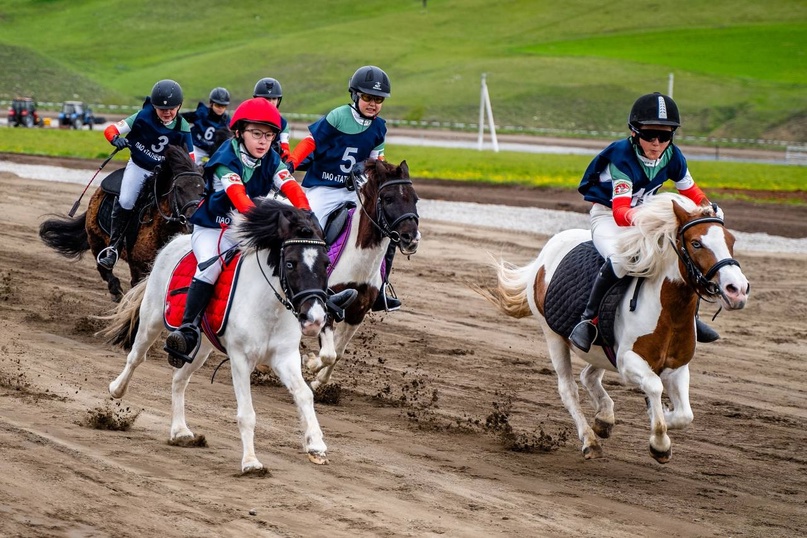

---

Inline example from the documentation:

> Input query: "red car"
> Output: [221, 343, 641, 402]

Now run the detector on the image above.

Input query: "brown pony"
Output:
[39, 145, 204, 302]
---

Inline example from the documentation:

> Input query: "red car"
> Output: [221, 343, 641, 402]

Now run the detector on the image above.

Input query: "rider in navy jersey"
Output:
[164, 98, 311, 367]
[570, 92, 722, 353]
[253, 77, 291, 161]
[287, 65, 400, 312]
[98, 79, 193, 271]
[181, 87, 231, 164]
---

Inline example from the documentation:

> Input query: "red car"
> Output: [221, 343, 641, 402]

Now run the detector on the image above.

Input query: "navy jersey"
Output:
[578, 139, 688, 207]
[301, 105, 386, 188]
[126, 100, 193, 171]
[187, 102, 230, 152]
[191, 141, 283, 228]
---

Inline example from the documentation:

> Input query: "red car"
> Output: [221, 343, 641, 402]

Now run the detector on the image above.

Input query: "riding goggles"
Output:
[637, 129, 674, 143]
[359, 93, 385, 104]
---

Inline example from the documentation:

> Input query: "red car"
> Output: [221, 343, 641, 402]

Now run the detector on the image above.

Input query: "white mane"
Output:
[610, 193, 710, 280]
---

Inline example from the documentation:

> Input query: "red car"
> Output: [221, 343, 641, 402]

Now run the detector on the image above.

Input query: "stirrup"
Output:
[96, 246, 118, 269]
[569, 319, 598, 353]
[372, 282, 401, 312]
[164, 325, 201, 368]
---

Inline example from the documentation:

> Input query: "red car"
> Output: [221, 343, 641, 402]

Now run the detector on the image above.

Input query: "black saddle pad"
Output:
[324, 201, 356, 246]
[544, 241, 631, 348]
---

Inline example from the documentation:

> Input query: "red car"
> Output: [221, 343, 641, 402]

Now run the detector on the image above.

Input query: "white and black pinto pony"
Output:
[305, 159, 420, 390]
[103, 199, 332, 473]
[483, 193, 750, 463]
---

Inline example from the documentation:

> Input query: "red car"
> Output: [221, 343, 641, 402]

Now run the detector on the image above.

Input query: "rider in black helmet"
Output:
[253, 77, 291, 161]
[181, 87, 232, 164]
[288, 65, 402, 313]
[570, 92, 722, 352]
[98, 79, 193, 271]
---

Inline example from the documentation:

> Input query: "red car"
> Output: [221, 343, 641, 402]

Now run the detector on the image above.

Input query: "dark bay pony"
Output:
[39, 145, 204, 302]
[103, 200, 331, 474]
[482, 194, 750, 463]
[304, 159, 420, 390]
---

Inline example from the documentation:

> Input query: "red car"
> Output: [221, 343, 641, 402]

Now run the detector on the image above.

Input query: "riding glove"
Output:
[111, 135, 130, 150]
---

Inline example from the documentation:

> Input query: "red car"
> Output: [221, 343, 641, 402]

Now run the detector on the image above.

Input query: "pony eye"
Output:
[691, 240, 702, 249]
[286, 261, 295, 270]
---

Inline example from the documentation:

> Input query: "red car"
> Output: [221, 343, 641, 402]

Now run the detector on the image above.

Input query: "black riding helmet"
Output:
[151, 79, 183, 109]
[628, 92, 680, 132]
[253, 77, 283, 107]
[209, 87, 230, 106]
[348, 66, 390, 119]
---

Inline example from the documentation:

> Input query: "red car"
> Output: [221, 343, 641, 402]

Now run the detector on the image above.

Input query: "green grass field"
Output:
[2, 128, 804, 203]
[1, 0, 805, 142]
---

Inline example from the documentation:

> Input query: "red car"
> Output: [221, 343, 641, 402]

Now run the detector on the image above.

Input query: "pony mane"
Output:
[152, 145, 196, 194]
[611, 193, 710, 279]
[232, 199, 323, 271]
[359, 158, 409, 198]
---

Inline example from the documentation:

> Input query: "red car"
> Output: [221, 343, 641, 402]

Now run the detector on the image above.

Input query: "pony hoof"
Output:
[241, 463, 268, 476]
[308, 451, 329, 465]
[593, 418, 614, 439]
[582, 443, 603, 459]
[650, 445, 671, 464]
[167, 434, 207, 448]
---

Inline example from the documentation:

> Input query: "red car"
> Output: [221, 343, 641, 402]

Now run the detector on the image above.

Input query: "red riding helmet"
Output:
[229, 98, 282, 133]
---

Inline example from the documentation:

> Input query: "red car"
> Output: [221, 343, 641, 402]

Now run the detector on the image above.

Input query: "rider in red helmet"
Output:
[164, 97, 312, 367]
[570, 92, 722, 353]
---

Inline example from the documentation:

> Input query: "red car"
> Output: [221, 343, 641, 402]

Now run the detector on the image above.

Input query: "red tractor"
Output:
[7, 98, 44, 128]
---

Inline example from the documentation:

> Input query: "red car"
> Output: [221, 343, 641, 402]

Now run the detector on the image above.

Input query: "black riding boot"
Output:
[569, 259, 620, 353]
[696, 317, 720, 343]
[164, 278, 216, 368]
[97, 201, 134, 270]
[372, 243, 401, 312]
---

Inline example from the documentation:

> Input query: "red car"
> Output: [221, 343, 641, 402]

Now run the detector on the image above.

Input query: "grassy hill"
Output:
[1, 0, 806, 143]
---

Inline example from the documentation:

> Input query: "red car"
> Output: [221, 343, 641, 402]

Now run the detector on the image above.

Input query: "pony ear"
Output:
[671, 198, 690, 227]
[399, 160, 409, 177]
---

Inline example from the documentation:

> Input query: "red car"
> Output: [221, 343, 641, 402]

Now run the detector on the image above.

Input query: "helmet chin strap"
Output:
[238, 140, 261, 164]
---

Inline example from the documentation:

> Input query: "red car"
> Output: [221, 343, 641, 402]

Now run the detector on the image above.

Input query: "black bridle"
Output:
[672, 216, 743, 302]
[257, 238, 329, 317]
[350, 173, 419, 246]
[151, 170, 204, 225]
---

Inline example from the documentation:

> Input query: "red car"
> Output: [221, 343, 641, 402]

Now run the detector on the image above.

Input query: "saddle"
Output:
[97, 168, 157, 247]
[544, 241, 634, 358]
[163, 250, 244, 354]
[323, 202, 357, 276]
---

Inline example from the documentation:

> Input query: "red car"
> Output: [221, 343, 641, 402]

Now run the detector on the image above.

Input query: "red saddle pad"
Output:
[164, 251, 243, 338]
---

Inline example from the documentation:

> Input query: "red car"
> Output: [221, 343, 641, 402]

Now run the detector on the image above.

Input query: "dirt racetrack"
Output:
[1, 156, 806, 537]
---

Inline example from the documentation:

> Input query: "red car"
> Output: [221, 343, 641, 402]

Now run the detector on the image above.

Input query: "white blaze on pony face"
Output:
[298, 245, 328, 337]
[698, 225, 750, 310]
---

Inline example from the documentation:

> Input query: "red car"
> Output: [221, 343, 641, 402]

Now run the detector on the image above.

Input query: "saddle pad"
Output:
[164, 251, 243, 342]
[97, 193, 139, 249]
[544, 241, 631, 348]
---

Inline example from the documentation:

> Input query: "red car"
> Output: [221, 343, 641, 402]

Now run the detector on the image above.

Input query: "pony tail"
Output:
[95, 279, 147, 349]
[474, 255, 534, 319]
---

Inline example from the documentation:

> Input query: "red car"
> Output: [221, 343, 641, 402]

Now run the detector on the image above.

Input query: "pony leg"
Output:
[228, 351, 263, 474]
[272, 351, 328, 465]
[543, 327, 603, 459]
[619, 349, 671, 463]
[169, 345, 213, 441]
[96, 264, 123, 302]
[579, 364, 615, 438]
[108, 303, 165, 399]
[660, 365, 694, 430]
[310, 323, 361, 390]
[305, 325, 336, 375]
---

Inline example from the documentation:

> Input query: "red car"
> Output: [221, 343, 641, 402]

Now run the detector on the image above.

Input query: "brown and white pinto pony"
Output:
[305, 159, 420, 390]
[484, 193, 750, 463]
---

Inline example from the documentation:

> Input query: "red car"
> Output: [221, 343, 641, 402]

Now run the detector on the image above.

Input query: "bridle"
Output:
[672, 216, 743, 302]
[258, 238, 329, 317]
[348, 171, 419, 246]
[151, 169, 205, 225]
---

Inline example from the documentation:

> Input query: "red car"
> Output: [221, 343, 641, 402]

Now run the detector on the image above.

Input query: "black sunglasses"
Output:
[637, 129, 674, 143]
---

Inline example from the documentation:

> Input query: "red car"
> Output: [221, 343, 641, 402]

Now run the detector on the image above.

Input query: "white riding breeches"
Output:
[192, 146, 209, 165]
[589, 203, 629, 278]
[304, 185, 359, 229]
[191, 225, 238, 284]
[118, 160, 151, 210]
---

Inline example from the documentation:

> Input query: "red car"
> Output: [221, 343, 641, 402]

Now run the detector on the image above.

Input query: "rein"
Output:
[671, 216, 742, 303]
[152, 169, 204, 225]
[353, 174, 419, 245]
[256, 238, 329, 317]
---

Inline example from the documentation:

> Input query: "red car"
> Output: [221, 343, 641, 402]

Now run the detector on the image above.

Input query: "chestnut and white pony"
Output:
[484, 194, 750, 463]
[305, 159, 420, 390]
[103, 200, 332, 473]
